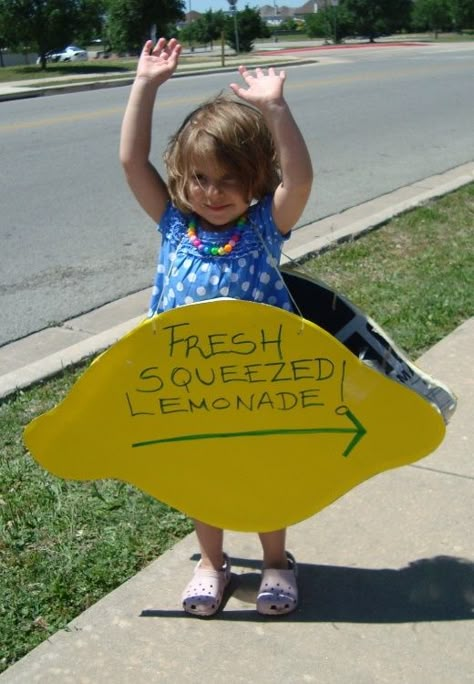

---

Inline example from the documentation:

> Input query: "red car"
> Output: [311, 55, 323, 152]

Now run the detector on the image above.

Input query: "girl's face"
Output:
[187, 160, 249, 230]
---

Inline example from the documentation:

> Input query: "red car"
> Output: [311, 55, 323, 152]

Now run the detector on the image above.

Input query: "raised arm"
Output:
[230, 66, 313, 235]
[120, 38, 181, 223]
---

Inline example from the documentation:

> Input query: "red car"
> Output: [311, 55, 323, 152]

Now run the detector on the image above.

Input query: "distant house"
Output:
[184, 10, 202, 22]
[313, 0, 340, 8]
[182, 1, 337, 26]
[259, 4, 279, 20]
[294, 1, 318, 18]
[259, 1, 338, 23]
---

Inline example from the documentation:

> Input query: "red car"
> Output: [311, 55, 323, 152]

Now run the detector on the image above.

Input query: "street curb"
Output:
[2, 38, 470, 103]
[282, 162, 474, 263]
[1, 161, 473, 401]
[0, 59, 316, 102]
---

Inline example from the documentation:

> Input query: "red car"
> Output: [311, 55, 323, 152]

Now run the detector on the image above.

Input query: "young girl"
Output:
[120, 37, 313, 617]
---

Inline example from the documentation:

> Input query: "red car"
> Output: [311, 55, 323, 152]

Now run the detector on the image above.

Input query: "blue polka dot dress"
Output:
[148, 194, 293, 316]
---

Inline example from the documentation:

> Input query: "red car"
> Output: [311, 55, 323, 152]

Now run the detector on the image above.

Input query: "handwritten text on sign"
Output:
[125, 321, 345, 417]
[23, 299, 446, 532]
[123, 319, 364, 457]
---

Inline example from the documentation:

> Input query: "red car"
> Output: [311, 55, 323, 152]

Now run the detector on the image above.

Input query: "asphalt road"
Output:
[1, 42, 473, 346]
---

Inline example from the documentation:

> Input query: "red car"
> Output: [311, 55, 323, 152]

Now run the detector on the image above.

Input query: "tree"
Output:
[104, 0, 185, 54]
[0, 7, 10, 63]
[0, 0, 105, 68]
[305, 11, 330, 38]
[197, 10, 226, 48]
[225, 5, 270, 53]
[412, 0, 474, 34]
[341, 0, 412, 41]
[180, 9, 226, 49]
[178, 21, 198, 47]
[75, 0, 105, 46]
[411, 0, 452, 36]
[278, 18, 298, 32]
[450, 0, 474, 31]
[305, 5, 353, 43]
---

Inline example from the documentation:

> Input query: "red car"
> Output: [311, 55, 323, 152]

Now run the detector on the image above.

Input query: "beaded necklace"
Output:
[187, 215, 246, 256]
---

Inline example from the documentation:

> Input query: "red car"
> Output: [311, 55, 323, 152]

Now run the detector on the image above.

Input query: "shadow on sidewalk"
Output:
[141, 555, 474, 623]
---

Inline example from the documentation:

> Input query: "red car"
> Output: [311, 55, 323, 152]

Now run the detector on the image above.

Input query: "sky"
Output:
[186, 0, 305, 13]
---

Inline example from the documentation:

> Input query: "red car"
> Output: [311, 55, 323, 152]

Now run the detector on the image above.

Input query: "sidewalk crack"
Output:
[409, 463, 474, 481]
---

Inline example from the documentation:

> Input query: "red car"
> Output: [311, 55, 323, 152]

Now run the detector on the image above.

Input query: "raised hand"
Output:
[229, 66, 286, 109]
[136, 38, 182, 86]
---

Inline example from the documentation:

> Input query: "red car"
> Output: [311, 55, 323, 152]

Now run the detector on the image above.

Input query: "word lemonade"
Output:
[125, 321, 341, 419]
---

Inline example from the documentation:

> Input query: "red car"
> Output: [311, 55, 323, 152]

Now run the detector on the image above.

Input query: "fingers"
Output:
[145, 37, 181, 57]
[151, 37, 169, 56]
[267, 67, 286, 81]
[237, 65, 286, 81]
[229, 82, 243, 97]
[162, 37, 180, 54]
[142, 40, 154, 55]
[231, 64, 287, 101]
[237, 64, 249, 80]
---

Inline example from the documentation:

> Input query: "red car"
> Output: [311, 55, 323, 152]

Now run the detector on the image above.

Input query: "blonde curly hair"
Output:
[164, 95, 280, 213]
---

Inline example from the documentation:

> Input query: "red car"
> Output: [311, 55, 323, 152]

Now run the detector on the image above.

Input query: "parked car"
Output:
[36, 46, 88, 64]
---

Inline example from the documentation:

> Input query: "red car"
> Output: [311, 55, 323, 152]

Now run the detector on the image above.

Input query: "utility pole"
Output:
[227, 0, 239, 55]
[188, 0, 194, 52]
[331, 0, 338, 44]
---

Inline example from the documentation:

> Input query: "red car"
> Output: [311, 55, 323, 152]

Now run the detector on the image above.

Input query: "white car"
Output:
[37, 46, 88, 64]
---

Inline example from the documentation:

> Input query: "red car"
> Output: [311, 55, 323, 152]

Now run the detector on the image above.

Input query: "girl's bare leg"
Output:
[258, 529, 288, 568]
[193, 520, 225, 569]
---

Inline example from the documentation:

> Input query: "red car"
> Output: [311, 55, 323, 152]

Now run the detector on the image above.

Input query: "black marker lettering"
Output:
[231, 332, 257, 355]
[266, 361, 292, 382]
[185, 334, 203, 358]
[260, 325, 283, 359]
[244, 364, 266, 383]
[208, 333, 227, 356]
[158, 397, 187, 414]
[125, 392, 155, 417]
[314, 358, 335, 381]
[195, 366, 216, 386]
[300, 388, 323, 408]
[236, 394, 255, 410]
[256, 392, 275, 410]
[189, 397, 209, 412]
[164, 322, 192, 358]
[275, 392, 298, 410]
[136, 367, 164, 392]
[220, 365, 242, 383]
[290, 358, 314, 382]
[212, 397, 231, 410]
[171, 367, 192, 393]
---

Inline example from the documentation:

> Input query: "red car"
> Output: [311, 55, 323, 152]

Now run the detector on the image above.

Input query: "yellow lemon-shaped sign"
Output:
[24, 300, 445, 531]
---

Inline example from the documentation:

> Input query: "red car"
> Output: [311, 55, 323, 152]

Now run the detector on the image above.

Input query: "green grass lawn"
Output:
[0, 59, 136, 82]
[301, 183, 473, 358]
[0, 183, 473, 672]
[0, 53, 289, 85]
[421, 30, 474, 42]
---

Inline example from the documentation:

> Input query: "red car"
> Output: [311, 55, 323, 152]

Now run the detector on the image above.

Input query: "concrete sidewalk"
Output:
[1, 318, 472, 683]
[0, 163, 473, 682]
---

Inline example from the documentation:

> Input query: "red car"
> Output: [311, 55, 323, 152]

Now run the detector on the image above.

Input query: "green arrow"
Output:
[132, 405, 366, 457]
[335, 405, 367, 457]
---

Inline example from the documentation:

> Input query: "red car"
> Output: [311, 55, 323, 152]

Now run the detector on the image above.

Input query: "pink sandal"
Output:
[256, 552, 298, 616]
[182, 554, 231, 617]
